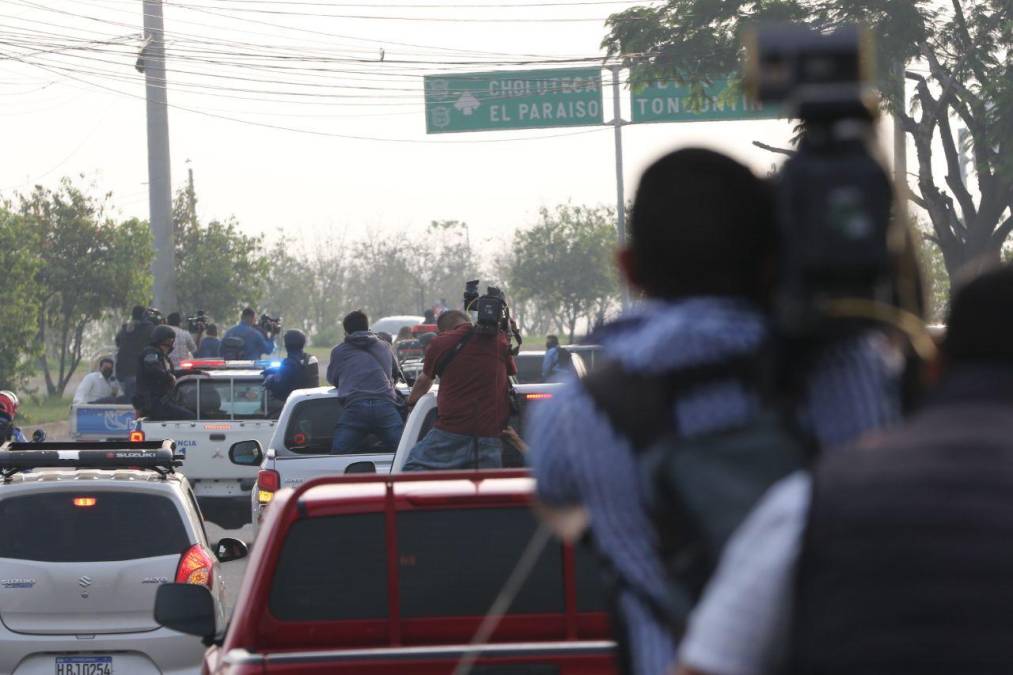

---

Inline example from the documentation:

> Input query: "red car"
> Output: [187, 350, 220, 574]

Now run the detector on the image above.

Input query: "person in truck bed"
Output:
[326, 310, 404, 454]
[264, 329, 320, 404]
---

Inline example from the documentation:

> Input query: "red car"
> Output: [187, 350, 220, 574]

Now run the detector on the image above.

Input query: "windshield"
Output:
[176, 378, 274, 420]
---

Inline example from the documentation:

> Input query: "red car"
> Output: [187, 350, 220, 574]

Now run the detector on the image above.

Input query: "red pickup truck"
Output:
[155, 470, 618, 674]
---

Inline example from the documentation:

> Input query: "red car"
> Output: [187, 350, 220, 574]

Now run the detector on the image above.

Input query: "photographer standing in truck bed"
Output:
[403, 309, 517, 471]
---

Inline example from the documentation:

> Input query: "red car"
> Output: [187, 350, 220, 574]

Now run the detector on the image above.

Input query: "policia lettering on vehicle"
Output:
[263, 329, 320, 403]
[134, 325, 195, 421]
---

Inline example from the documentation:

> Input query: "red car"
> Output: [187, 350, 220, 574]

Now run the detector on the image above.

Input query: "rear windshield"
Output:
[268, 507, 600, 623]
[0, 491, 190, 562]
[398, 507, 563, 617]
[270, 513, 388, 621]
[176, 378, 274, 420]
[284, 398, 399, 455]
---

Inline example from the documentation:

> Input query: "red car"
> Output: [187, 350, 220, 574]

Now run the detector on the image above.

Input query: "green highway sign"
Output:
[424, 68, 604, 134]
[631, 79, 782, 124]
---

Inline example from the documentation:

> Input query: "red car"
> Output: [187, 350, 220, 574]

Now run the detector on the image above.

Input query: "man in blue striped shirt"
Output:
[527, 149, 901, 675]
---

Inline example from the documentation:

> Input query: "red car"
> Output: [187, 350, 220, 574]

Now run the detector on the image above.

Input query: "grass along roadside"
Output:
[19, 395, 72, 425]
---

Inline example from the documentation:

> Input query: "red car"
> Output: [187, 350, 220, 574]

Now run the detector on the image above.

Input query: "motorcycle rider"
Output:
[134, 325, 194, 420]
[264, 329, 320, 403]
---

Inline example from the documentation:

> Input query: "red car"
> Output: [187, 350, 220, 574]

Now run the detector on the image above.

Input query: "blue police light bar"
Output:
[255, 359, 283, 369]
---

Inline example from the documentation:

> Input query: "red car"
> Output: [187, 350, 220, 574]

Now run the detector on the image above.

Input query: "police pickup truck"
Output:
[230, 381, 561, 539]
[132, 358, 284, 528]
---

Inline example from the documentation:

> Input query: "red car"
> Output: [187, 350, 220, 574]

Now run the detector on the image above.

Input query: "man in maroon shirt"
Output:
[402, 309, 517, 470]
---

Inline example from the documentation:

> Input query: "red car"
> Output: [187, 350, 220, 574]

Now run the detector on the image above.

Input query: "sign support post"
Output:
[609, 65, 631, 310]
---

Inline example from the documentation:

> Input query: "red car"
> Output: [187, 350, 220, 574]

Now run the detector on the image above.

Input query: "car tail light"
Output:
[73, 497, 96, 507]
[525, 393, 553, 400]
[176, 544, 214, 588]
[129, 430, 145, 442]
[258, 469, 280, 504]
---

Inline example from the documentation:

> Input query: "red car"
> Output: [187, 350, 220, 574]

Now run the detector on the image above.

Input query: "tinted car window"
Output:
[270, 513, 388, 621]
[285, 398, 397, 455]
[398, 507, 563, 617]
[176, 378, 271, 420]
[514, 354, 544, 384]
[0, 491, 189, 562]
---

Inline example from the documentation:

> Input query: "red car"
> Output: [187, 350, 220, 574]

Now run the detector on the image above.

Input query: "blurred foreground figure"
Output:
[527, 149, 901, 675]
[678, 264, 1013, 675]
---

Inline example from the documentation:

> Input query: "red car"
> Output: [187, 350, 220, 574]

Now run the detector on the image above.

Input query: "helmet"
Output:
[150, 325, 177, 346]
[0, 391, 18, 419]
[283, 329, 307, 352]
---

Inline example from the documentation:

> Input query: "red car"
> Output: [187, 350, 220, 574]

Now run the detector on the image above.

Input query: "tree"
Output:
[507, 204, 620, 342]
[173, 185, 270, 324]
[403, 220, 481, 315]
[603, 0, 1011, 281]
[19, 178, 153, 396]
[0, 207, 42, 390]
[262, 239, 315, 334]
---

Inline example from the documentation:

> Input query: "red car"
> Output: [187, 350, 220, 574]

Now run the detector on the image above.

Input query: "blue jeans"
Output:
[331, 398, 404, 454]
[402, 428, 503, 471]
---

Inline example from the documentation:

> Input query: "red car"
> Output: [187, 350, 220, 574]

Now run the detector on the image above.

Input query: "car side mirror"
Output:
[31, 429, 46, 443]
[345, 461, 376, 474]
[154, 583, 216, 639]
[229, 440, 263, 466]
[214, 537, 248, 563]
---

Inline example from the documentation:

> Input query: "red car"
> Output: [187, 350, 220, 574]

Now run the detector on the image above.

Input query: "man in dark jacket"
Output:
[676, 264, 1013, 675]
[327, 310, 403, 454]
[135, 325, 194, 420]
[115, 305, 153, 399]
[264, 329, 320, 403]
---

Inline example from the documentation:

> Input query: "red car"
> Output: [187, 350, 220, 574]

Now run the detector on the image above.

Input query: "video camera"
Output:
[186, 310, 207, 334]
[746, 24, 899, 337]
[143, 307, 163, 325]
[259, 314, 282, 336]
[463, 280, 522, 353]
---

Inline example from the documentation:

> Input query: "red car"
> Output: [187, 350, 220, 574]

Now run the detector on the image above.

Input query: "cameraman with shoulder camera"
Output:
[527, 147, 903, 675]
[402, 303, 518, 471]
[224, 307, 277, 360]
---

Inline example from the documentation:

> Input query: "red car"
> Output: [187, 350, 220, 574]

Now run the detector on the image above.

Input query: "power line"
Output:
[4, 47, 615, 144]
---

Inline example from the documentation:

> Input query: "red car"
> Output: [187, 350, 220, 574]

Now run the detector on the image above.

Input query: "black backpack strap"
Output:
[434, 329, 475, 378]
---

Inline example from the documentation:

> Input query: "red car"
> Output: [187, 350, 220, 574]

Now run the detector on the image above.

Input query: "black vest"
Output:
[792, 369, 1013, 675]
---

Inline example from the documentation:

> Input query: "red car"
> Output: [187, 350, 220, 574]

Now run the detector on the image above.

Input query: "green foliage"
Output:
[603, 0, 1012, 284]
[0, 208, 42, 390]
[173, 186, 270, 325]
[18, 178, 153, 396]
[506, 204, 620, 341]
[344, 221, 481, 321]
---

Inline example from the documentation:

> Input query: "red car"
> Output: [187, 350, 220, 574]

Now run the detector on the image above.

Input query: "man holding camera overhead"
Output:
[403, 308, 517, 471]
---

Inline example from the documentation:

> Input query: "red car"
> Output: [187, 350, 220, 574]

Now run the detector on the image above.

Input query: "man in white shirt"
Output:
[166, 312, 197, 368]
[73, 358, 123, 404]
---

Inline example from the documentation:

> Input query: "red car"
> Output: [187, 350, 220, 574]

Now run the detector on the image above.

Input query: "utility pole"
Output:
[609, 64, 631, 310]
[142, 0, 177, 312]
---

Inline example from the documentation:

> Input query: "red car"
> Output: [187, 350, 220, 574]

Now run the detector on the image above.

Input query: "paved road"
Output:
[205, 522, 254, 617]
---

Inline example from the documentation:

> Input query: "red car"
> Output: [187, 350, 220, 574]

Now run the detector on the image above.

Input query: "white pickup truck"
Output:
[230, 381, 563, 539]
[132, 358, 284, 528]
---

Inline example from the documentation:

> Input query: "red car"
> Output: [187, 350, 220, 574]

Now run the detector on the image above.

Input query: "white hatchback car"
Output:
[0, 442, 247, 675]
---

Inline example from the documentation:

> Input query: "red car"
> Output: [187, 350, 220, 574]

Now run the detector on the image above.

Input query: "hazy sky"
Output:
[0, 0, 898, 251]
